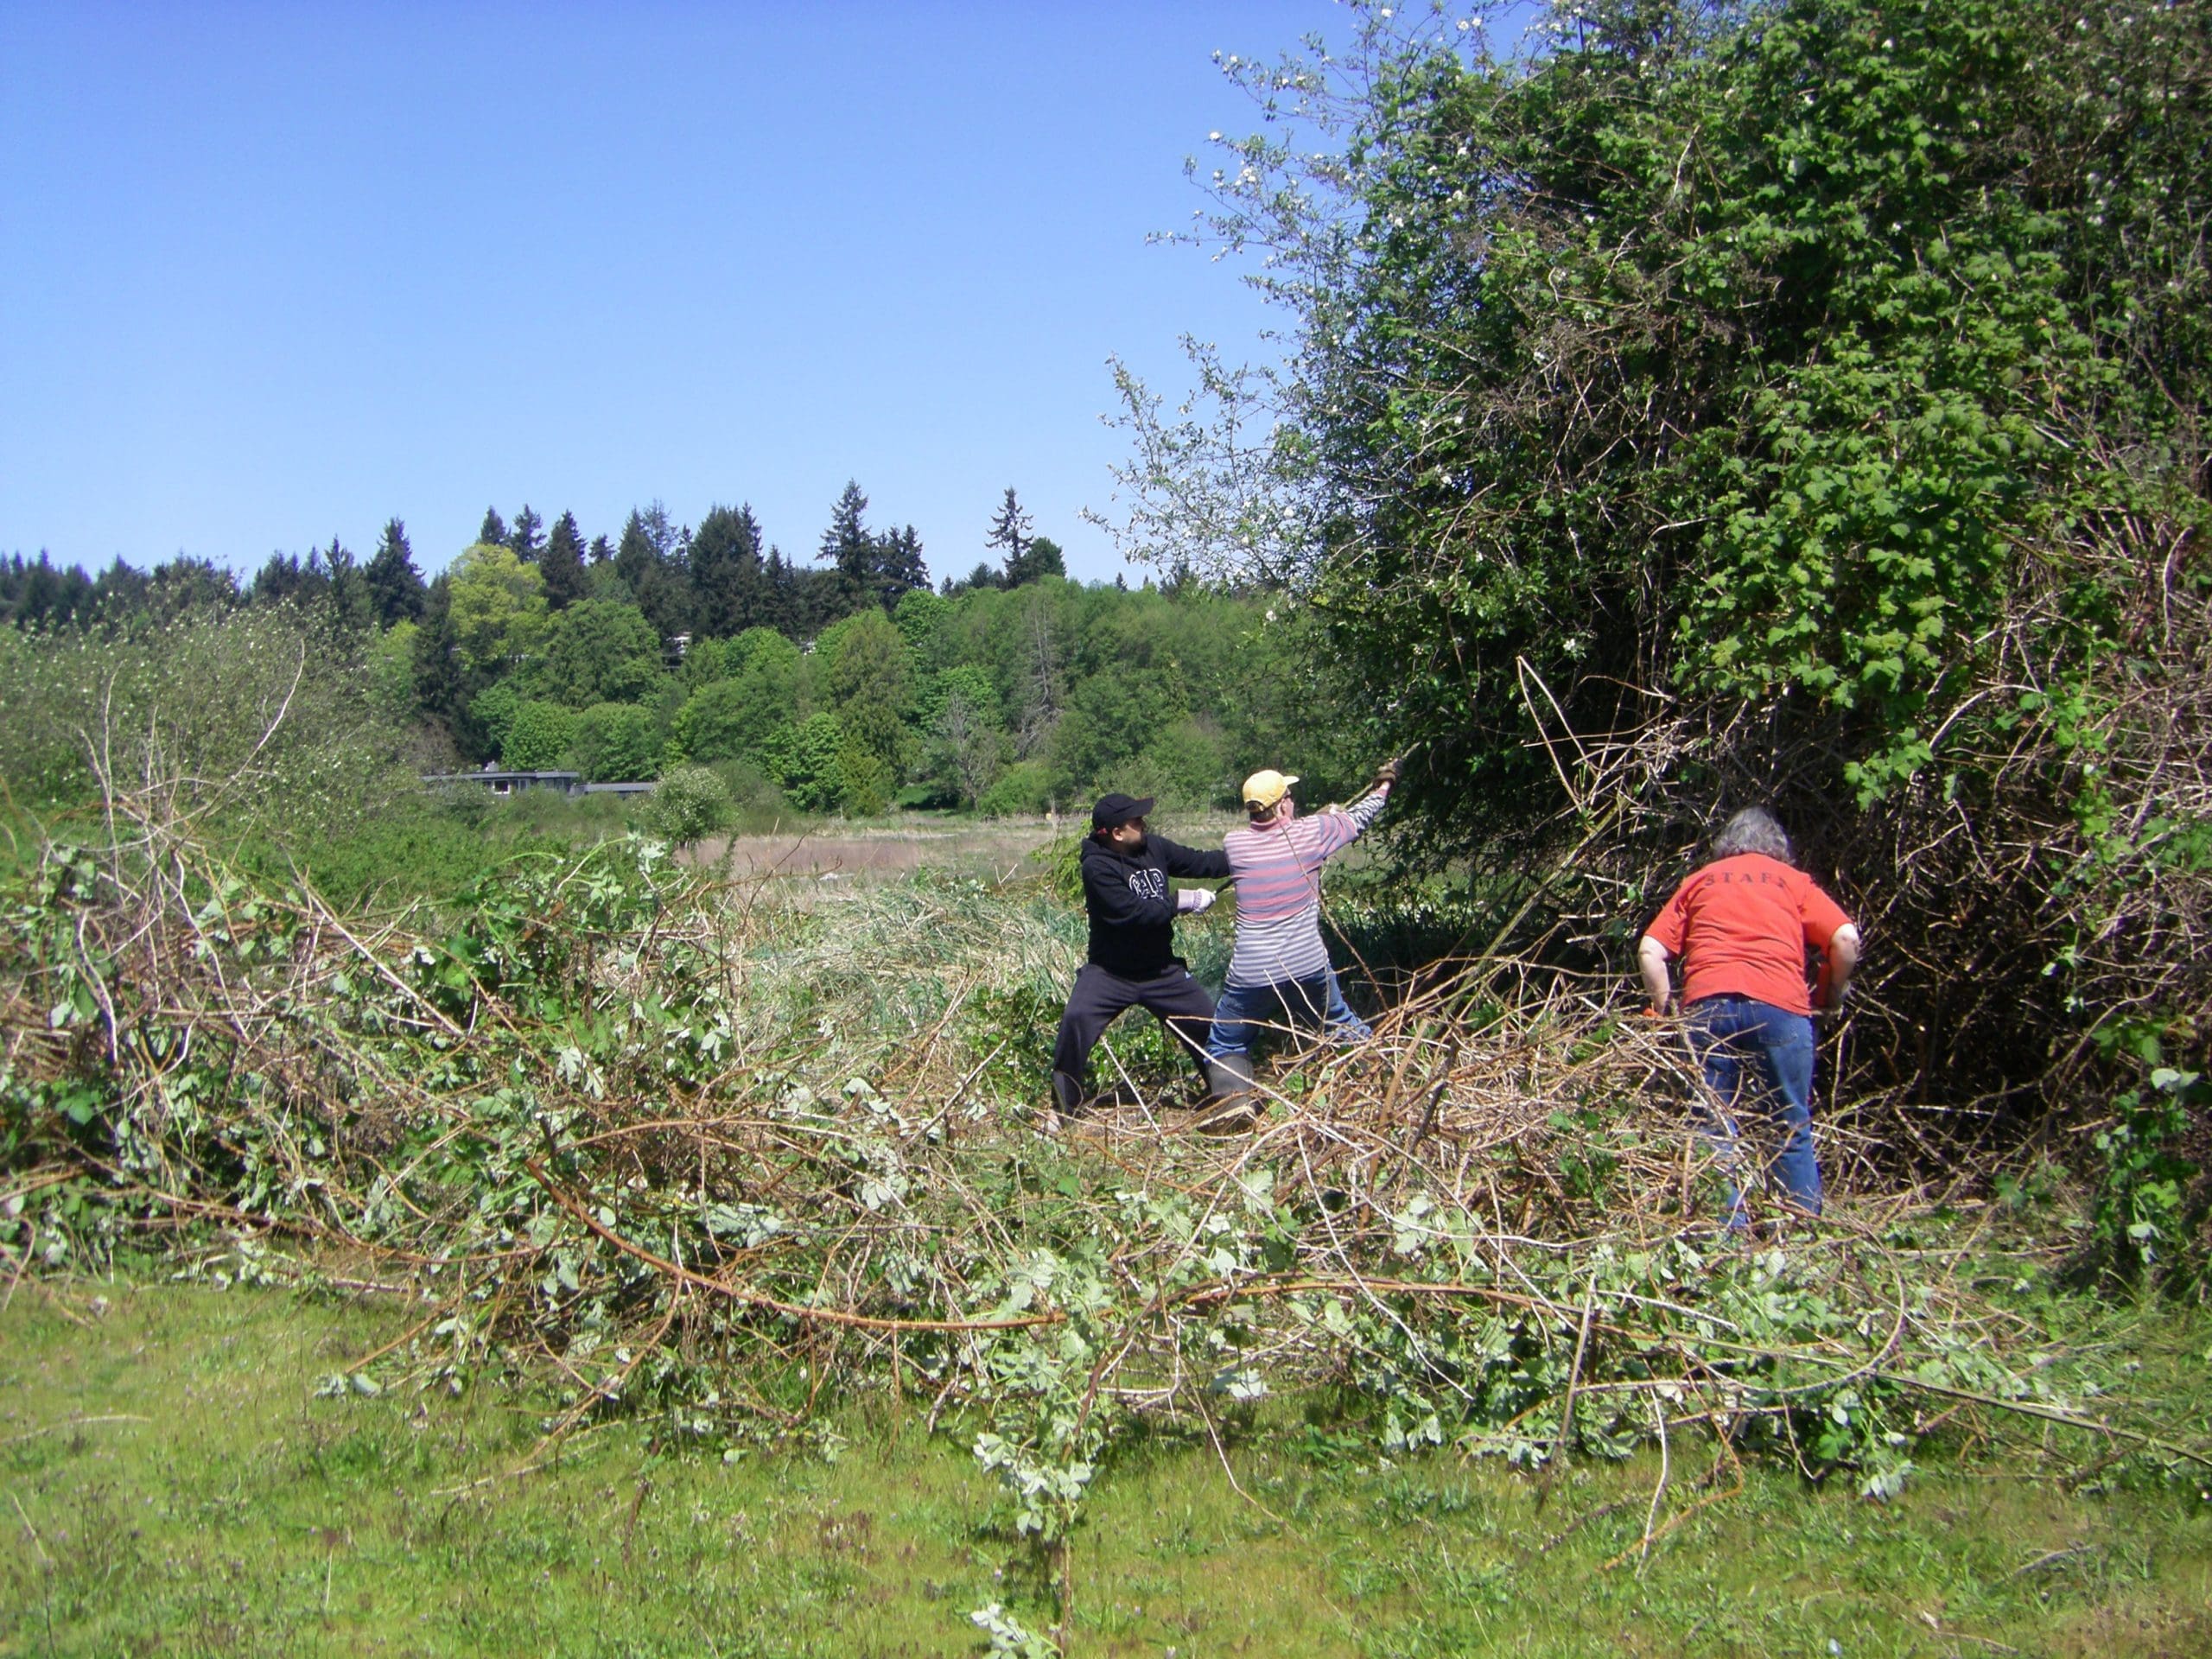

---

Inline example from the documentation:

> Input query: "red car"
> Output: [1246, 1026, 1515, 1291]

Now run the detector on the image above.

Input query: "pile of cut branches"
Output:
[4, 791, 2205, 1643]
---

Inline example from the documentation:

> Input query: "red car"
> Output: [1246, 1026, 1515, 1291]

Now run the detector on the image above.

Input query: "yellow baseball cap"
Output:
[1242, 769, 1300, 810]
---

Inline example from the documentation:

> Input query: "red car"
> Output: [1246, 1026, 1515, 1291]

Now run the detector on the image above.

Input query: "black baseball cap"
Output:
[1090, 792, 1154, 830]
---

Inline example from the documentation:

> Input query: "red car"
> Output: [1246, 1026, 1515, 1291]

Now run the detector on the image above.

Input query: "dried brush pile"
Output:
[4, 790, 2206, 1638]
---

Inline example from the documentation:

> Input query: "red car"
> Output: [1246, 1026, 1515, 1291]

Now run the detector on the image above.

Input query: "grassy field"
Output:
[683, 810, 1249, 894]
[5, 1278, 2208, 1658]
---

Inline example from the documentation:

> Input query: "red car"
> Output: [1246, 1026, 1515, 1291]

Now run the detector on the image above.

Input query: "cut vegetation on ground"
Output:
[4, 789, 2209, 1655]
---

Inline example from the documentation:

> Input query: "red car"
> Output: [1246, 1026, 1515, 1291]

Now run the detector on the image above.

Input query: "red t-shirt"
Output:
[1643, 854, 1852, 1016]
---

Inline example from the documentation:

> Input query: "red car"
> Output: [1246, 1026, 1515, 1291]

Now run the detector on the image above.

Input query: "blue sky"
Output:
[1, 2, 1349, 585]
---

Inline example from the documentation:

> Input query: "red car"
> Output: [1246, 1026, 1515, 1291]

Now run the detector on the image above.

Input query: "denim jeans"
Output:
[1206, 967, 1370, 1059]
[1688, 994, 1821, 1225]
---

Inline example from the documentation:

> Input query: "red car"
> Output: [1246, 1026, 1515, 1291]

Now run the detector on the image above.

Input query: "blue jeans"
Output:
[1206, 968, 1370, 1059]
[1688, 995, 1821, 1225]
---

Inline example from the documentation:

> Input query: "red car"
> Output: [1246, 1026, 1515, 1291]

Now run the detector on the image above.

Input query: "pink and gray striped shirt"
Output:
[1222, 785, 1389, 988]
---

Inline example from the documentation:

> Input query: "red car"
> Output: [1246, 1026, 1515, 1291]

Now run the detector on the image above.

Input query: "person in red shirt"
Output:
[1638, 807, 1861, 1226]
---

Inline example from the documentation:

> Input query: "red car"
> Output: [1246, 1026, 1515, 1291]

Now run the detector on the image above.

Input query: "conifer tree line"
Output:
[3, 482, 1349, 817]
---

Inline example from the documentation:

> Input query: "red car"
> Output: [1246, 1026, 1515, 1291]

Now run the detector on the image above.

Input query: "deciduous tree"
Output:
[568, 701, 663, 782]
[445, 542, 547, 678]
[501, 698, 575, 770]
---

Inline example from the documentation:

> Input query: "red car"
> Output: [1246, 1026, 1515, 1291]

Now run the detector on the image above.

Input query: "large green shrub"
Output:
[0, 606, 409, 836]
[761, 713, 848, 814]
[468, 680, 523, 760]
[671, 681, 770, 767]
[1149, 0, 2207, 826]
[822, 607, 912, 782]
[639, 764, 733, 849]
[567, 702, 662, 783]
[1125, 715, 1229, 810]
[978, 760, 1053, 820]
[500, 700, 576, 771]
[835, 728, 893, 817]
[1116, 0, 2212, 1141]
[669, 628, 802, 769]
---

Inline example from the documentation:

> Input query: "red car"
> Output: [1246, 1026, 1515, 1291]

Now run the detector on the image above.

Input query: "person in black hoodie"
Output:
[1047, 792, 1230, 1117]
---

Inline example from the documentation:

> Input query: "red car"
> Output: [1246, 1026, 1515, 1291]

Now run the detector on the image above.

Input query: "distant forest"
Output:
[2, 484, 1361, 817]
[0, 482, 1060, 639]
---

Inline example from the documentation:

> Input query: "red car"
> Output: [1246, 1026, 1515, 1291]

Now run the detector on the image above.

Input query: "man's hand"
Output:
[1370, 757, 1402, 789]
[1175, 887, 1217, 914]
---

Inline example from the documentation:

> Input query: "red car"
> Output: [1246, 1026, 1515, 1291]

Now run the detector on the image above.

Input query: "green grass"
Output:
[5, 1281, 2208, 1657]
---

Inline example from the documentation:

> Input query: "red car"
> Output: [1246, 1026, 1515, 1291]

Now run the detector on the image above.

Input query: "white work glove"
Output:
[1175, 887, 1217, 914]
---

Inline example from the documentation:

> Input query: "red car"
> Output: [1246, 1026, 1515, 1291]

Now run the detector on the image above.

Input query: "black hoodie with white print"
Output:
[1077, 831, 1230, 980]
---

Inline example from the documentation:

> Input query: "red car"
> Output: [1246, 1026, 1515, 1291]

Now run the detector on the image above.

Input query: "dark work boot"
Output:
[1046, 1069, 1086, 1128]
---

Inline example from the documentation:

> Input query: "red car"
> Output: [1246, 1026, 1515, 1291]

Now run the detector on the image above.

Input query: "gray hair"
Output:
[1710, 806, 1794, 863]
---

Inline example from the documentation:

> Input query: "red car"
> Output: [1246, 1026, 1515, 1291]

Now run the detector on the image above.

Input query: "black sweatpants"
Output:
[1049, 963, 1217, 1113]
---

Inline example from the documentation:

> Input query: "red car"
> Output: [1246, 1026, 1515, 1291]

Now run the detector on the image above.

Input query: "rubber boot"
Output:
[1205, 1052, 1255, 1100]
[1196, 1053, 1258, 1135]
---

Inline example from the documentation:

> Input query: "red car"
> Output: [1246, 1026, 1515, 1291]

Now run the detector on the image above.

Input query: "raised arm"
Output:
[1341, 784, 1390, 835]
[1312, 769, 1395, 859]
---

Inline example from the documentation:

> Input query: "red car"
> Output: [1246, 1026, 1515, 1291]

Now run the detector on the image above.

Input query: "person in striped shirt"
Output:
[1204, 760, 1398, 1095]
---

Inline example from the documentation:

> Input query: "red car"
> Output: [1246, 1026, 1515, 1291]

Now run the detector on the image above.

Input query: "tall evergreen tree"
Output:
[811, 483, 926, 614]
[818, 480, 874, 613]
[1, 554, 95, 628]
[689, 503, 766, 639]
[149, 556, 239, 619]
[588, 533, 614, 564]
[614, 502, 692, 640]
[988, 490, 1066, 585]
[541, 510, 588, 610]
[88, 557, 149, 623]
[986, 486, 1033, 580]
[760, 546, 796, 636]
[945, 561, 1002, 595]
[251, 550, 323, 607]
[614, 508, 658, 594]
[365, 518, 428, 626]
[410, 573, 476, 747]
[876, 524, 929, 607]
[324, 537, 372, 634]
[507, 505, 545, 562]
[478, 505, 508, 547]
